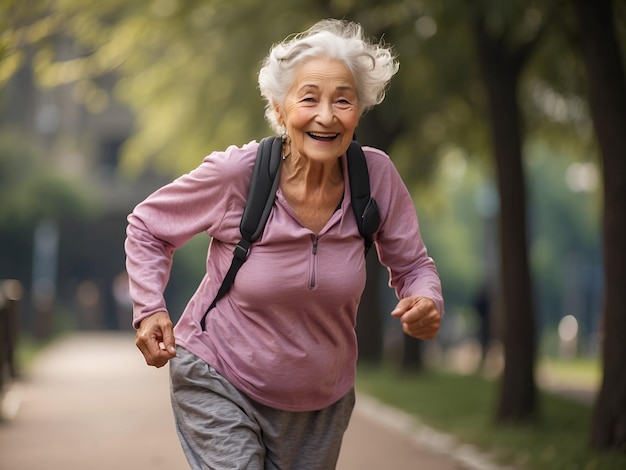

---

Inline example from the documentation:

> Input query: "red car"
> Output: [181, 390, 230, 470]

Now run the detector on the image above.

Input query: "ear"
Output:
[273, 102, 284, 127]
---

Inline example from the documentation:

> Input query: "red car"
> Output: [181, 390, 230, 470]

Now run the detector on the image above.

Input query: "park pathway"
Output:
[0, 332, 506, 470]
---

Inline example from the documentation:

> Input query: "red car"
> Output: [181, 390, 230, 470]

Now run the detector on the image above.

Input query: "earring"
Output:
[281, 134, 291, 161]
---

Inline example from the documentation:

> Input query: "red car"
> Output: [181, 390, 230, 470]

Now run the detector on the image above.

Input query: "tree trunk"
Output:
[574, 0, 626, 451]
[474, 18, 538, 423]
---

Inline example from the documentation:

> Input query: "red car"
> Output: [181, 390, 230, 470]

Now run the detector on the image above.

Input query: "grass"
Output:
[538, 357, 602, 389]
[13, 334, 48, 373]
[356, 363, 625, 470]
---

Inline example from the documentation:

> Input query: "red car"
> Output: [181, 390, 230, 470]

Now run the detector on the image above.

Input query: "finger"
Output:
[393, 297, 441, 340]
[135, 319, 173, 367]
[406, 298, 438, 323]
[141, 346, 170, 368]
[410, 297, 435, 315]
[402, 320, 439, 340]
[135, 326, 161, 356]
[401, 307, 439, 333]
[161, 323, 177, 356]
[136, 334, 161, 367]
[402, 313, 441, 339]
[390, 297, 419, 318]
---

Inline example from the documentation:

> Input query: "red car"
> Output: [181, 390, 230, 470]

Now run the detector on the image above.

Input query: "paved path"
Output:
[0, 333, 502, 470]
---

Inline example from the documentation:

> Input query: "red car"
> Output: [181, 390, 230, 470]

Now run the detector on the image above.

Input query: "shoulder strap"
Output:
[347, 141, 380, 255]
[200, 136, 283, 330]
[200, 137, 380, 330]
[240, 136, 284, 241]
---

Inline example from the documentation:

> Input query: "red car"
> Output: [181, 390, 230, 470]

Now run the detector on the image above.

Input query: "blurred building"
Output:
[0, 42, 167, 332]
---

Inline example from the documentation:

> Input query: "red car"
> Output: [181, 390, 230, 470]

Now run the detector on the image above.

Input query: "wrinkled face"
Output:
[275, 57, 360, 163]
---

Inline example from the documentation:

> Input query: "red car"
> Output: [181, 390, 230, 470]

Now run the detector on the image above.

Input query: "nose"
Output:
[316, 103, 335, 126]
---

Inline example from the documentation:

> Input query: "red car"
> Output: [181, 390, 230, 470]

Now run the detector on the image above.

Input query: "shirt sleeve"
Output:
[124, 144, 254, 327]
[365, 148, 444, 316]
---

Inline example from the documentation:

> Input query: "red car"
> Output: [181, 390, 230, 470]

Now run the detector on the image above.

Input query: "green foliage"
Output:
[0, 0, 486, 181]
[0, 131, 99, 281]
[1, 0, 603, 187]
[413, 148, 489, 308]
[356, 365, 626, 469]
[0, 0, 59, 86]
[406, 135, 601, 351]
[526, 140, 602, 330]
[22, 0, 339, 176]
[0, 132, 96, 226]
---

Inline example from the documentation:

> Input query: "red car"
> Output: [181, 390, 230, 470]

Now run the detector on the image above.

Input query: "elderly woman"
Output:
[125, 19, 443, 470]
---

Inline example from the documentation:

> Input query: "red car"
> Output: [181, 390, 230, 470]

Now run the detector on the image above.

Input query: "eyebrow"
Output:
[298, 84, 355, 93]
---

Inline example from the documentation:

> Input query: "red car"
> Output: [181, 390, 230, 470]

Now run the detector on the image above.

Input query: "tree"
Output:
[573, 0, 626, 451]
[472, 7, 542, 422]
[0, 1, 47, 88]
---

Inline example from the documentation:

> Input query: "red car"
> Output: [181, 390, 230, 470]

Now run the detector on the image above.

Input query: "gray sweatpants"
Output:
[169, 347, 355, 470]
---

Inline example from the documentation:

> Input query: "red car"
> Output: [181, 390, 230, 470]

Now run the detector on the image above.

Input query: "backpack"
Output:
[200, 136, 380, 330]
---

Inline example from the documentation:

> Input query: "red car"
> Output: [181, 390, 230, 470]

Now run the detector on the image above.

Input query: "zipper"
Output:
[309, 235, 319, 288]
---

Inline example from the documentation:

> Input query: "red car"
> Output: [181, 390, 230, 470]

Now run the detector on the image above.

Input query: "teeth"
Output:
[309, 133, 338, 140]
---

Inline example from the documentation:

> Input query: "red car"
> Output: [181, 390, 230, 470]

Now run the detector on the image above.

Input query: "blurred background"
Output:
[0, 0, 607, 365]
[1, 0, 624, 466]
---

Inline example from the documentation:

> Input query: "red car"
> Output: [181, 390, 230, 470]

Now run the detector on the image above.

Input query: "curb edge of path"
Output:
[355, 392, 518, 470]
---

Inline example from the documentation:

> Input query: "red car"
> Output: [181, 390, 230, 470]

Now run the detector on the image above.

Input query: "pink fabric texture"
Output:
[125, 140, 443, 411]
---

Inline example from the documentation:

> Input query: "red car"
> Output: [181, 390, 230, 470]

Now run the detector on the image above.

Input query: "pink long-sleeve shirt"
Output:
[125, 140, 443, 411]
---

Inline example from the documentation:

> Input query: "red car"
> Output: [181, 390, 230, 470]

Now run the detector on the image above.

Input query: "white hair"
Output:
[258, 19, 399, 134]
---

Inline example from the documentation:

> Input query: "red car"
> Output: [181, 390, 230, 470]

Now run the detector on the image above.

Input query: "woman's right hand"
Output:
[135, 311, 177, 368]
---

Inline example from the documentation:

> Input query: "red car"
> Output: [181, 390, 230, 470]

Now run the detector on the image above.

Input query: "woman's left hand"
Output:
[391, 296, 441, 340]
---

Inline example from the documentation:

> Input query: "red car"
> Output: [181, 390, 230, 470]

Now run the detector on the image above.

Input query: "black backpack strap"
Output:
[200, 137, 380, 330]
[347, 141, 380, 255]
[200, 136, 283, 330]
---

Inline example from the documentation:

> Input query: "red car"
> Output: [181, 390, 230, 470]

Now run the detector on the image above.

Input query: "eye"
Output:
[335, 98, 354, 108]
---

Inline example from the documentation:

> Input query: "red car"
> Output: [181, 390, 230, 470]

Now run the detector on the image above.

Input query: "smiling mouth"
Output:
[308, 132, 340, 141]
